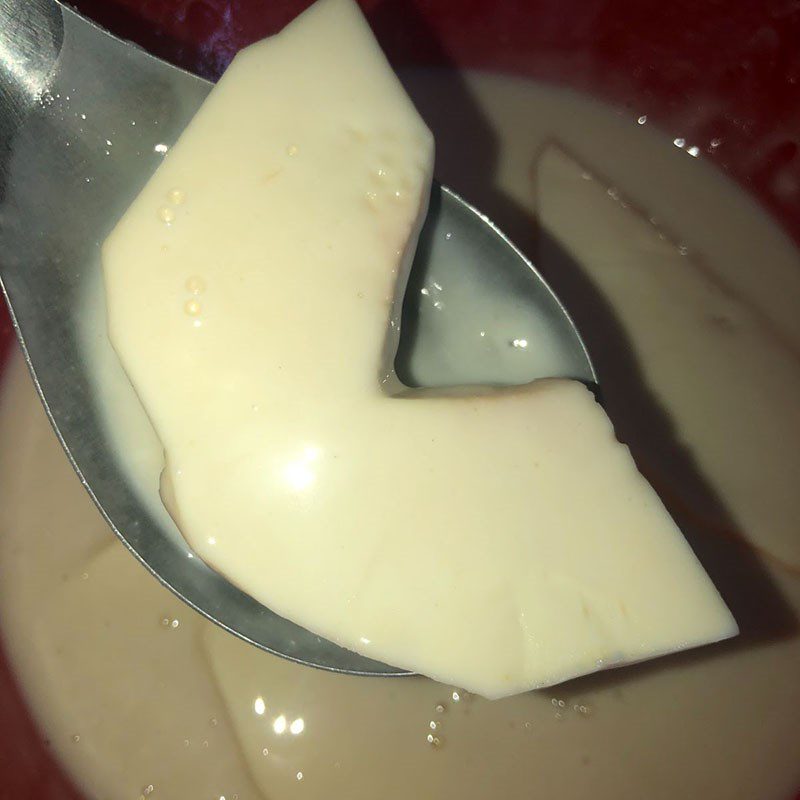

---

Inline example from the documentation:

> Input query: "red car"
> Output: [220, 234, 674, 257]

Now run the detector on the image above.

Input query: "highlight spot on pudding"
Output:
[157, 206, 175, 224]
[184, 299, 202, 317]
[186, 275, 206, 295]
[168, 188, 186, 205]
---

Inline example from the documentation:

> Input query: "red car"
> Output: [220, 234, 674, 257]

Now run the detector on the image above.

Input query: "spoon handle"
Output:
[0, 0, 63, 116]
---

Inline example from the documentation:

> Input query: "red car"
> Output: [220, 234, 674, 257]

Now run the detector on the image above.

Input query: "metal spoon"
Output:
[0, 0, 595, 675]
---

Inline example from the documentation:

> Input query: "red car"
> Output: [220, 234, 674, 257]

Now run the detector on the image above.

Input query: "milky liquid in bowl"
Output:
[0, 70, 798, 800]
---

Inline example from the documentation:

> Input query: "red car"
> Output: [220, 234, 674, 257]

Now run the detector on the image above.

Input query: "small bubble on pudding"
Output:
[170, 619, 180, 629]
[168, 188, 186, 205]
[435, 703, 445, 714]
[426, 734, 442, 748]
[637, 114, 647, 125]
[262, 747, 269, 756]
[286, 144, 299, 157]
[158, 206, 175, 224]
[429, 720, 438, 731]
[186, 275, 206, 295]
[81, 572, 89, 580]
[72, 734, 80, 743]
[142, 785, 154, 796]
[154, 143, 168, 154]
[184, 299, 202, 317]
[451, 691, 461, 703]
[161, 617, 170, 627]
[296, 771, 304, 782]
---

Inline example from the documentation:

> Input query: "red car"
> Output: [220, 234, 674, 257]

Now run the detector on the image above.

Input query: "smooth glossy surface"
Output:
[0, 0, 593, 674]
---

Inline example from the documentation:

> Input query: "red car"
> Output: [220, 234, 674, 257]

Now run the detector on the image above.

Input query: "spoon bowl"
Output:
[0, 0, 594, 675]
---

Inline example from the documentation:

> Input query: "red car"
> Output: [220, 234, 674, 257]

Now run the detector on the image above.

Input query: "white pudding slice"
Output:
[102, 0, 736, 698]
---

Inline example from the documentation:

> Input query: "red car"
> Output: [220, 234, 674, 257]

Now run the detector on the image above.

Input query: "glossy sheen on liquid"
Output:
[102, 0, 733, 696]
[1, 71, 799, 799]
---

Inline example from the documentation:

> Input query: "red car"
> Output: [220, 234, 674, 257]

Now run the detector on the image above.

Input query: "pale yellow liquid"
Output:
[0, 70, 799, 799]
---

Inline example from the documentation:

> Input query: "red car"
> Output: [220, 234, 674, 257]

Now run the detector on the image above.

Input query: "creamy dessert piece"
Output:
[102, 0, 736, 698]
